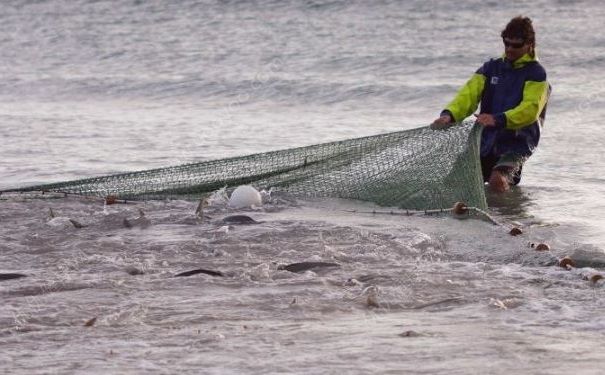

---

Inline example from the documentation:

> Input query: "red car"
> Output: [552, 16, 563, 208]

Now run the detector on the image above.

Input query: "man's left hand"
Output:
[475, 114, 496, 127]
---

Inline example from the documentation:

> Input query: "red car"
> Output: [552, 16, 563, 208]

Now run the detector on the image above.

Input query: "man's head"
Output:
[501, 16, 536, 62]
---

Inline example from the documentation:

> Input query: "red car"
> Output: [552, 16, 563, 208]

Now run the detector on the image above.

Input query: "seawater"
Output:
[1, 1, 605, 373]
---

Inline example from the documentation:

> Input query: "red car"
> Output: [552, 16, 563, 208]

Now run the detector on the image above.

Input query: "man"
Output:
[432, 16, 550, 193]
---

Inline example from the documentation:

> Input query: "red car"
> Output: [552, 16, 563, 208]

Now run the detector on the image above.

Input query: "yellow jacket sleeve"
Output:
[503, 81, 550, 130]
[444, 73, 486, 122]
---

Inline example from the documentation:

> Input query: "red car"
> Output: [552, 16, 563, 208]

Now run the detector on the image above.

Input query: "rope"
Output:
[342, 202, 502, 226]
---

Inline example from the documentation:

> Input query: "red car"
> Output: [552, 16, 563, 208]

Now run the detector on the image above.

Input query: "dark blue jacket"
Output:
[442, 53, 550, 157]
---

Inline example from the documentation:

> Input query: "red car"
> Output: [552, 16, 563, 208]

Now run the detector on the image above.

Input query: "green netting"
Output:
[1, 121, 487, 210]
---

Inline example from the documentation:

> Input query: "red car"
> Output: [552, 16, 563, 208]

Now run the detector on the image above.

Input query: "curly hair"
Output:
[501, 16, 536, 48]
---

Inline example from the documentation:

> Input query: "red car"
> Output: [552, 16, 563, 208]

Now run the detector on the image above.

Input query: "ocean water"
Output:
[1, 0, 605, 373]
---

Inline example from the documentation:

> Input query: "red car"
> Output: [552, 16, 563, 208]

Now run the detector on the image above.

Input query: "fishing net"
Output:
[1, 120, 487, 210]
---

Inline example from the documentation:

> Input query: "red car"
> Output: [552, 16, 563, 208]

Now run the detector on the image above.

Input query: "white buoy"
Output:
[228, 185, 262, 208]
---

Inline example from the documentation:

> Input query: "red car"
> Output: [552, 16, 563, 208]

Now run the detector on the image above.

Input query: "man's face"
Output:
[503, 37, 531, 62]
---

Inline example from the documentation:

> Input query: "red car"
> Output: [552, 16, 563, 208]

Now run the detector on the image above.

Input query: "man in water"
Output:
[432, 16, 550, 193]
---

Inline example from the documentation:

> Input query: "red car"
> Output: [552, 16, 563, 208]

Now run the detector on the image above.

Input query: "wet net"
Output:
[1, 120, 487, 210]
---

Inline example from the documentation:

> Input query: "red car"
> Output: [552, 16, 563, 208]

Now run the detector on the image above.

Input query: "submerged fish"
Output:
[123, 209, 151, 229]
[69, 219, 86, 228]
[221, 215, 261, 225]
[278, 262, 340, 273]
[47, 208, 86, 228]
[0, 273, 27, 281]
[174, 268, 224, 277]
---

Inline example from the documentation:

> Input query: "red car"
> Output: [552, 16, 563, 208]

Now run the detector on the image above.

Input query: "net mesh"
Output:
[1, 121, 487, 210]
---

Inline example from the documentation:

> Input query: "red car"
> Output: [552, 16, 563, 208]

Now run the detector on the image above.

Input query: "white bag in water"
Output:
[229, 185, 262, 208]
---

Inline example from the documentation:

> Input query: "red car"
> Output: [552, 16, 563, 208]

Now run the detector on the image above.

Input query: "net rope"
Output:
[1, 121, 487, 210]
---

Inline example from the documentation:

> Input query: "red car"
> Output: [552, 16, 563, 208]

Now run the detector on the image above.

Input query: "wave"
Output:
[0, 75, 456, 107]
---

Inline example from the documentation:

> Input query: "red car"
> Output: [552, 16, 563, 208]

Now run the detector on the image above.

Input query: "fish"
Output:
[277, 262, 340, 273]
[69, 219, 86, 228]
[46, 208, 86, 229]
[123, 209, 151, 229]
[195, 197, 209, 222]
[221, 215, 261, 225]
[0, 273, 27, 281]
[125, 266, 145, 276]
[84, 317, 97, 327]
[174, 268, 224, 277]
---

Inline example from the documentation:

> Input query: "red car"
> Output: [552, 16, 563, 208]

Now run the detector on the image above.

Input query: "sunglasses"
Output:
[502, 38, 526, 49]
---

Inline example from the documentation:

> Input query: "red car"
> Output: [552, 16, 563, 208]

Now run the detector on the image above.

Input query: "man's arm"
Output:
[443, 72, 486, 122]
[497, 80, 549, 130]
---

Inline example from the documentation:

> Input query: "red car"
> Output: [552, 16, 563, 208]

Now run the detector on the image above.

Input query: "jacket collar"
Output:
[501, 52, 538, 68]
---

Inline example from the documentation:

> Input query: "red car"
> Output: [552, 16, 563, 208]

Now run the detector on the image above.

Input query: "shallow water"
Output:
[1, 195, 604, 374]
[1, 0, 604, 246]
[2, 0, 605, 373]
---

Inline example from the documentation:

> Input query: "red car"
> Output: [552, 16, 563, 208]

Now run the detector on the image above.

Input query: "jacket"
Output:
[441, 53, 550, 157]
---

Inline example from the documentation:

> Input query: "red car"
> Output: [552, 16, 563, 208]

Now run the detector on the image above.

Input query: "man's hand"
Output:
[431, 114, 453, 130]
[475, 113, 496, 127]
